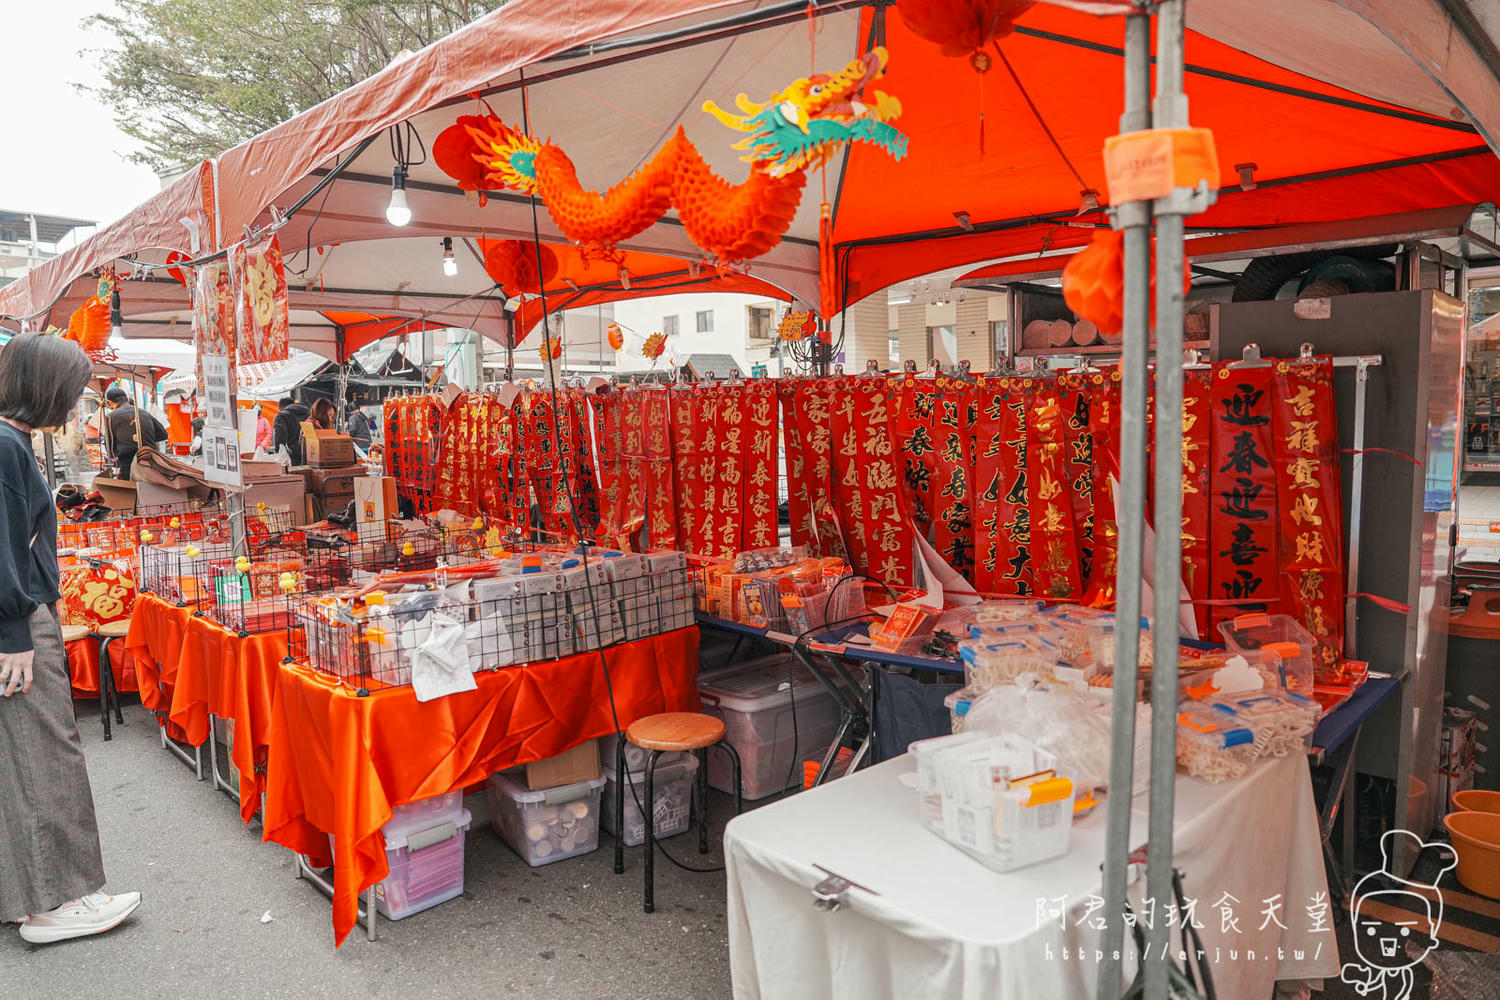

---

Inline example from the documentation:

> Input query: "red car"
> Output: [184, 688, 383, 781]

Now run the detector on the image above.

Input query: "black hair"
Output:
[0, 334, 93, 429]
[279, 396, 295, 407]
[105, 385, 128, 404]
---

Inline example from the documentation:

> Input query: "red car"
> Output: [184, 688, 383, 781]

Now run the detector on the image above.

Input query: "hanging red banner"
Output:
[799, 380, 848, 562]
[1181, 368, 1214, 638]
[831, 378, 911, 586]
[932, 374, 976, 577]
[1272, 357, 1346, 678]
[229, 233, 290, 367]
[668, 387, 704, 553]
[972, 377, 1005, 592]
[1083, 369, 1121, 608]
[480, 394, 519, 524]
[1057, 373, 1096, 585]
[896, 374, 942, 543]
[712, 384, 749, 557]
[1209, 364, 1280, 630]
[690, 386, 721, 556]
[592, 393, 623, 541]
[642, 389, 679, 549]
[1027, 381, 1082, 600]
[778, 381, 815, 549]
[743, 380, 779, 550]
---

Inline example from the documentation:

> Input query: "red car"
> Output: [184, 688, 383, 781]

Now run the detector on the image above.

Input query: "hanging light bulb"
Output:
[441, 236, 457, 277]
[386, 163, 412, 226]
[110, 287, 123, 339]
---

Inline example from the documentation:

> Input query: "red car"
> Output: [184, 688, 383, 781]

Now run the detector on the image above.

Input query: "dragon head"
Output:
[703, 48, 906, 177]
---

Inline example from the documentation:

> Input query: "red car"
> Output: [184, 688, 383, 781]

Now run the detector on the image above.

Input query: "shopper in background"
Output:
[272, 395, 310, 465]
[0, 334, 142, 944]
[309, 397, 336, 432]
[347, 404, 373, 450]
[103, 385, 167, 479]
[254, 405, 274, 452]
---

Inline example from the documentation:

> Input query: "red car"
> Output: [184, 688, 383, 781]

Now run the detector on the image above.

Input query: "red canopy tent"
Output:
[0, 0, 1495, 335]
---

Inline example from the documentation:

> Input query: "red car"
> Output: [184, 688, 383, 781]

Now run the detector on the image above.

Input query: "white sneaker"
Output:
[18, 891, 141, 944]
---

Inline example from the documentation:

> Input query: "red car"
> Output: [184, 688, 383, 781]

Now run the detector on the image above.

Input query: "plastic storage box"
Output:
[599, 732, 691, 773]
[338, 792, 470, 920]
[1176, 702, 1255, 783]
[698, 655, 842, 800]
[486, 772, 606, 866]
[1211, 690, 1321, 758]
[602, 754, 699, 847]
[1217, 613, 1316, 697]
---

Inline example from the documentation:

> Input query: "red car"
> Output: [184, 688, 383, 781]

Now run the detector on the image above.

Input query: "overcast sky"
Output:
[5, 3, 163, 237]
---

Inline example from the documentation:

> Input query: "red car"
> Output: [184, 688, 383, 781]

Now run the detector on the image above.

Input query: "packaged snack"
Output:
[1176, 702, 1255, 782]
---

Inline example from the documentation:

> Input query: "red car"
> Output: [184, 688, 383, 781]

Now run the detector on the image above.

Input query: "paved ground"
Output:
[0, 700, 736, 1000]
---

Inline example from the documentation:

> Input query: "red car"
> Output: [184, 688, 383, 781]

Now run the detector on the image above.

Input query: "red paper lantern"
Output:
[76, 297, 112, 353]
[483, 240, 559, 296]
[606, 323, 624, 350]
[897, 0, 1036, 59]
[1061, 229, 1191, 336]
[433, 115, 493, 192]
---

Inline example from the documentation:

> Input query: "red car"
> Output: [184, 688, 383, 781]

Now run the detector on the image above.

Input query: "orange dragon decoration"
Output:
[434, 49, 906, 269]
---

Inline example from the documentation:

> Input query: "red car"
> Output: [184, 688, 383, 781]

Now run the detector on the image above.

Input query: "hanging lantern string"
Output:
[991, 41, 1090, 191]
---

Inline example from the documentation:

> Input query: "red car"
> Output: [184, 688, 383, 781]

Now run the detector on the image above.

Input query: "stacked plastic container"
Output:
[600, 747, 700, 847]
[341, 791, 472, 920]
[1217, 612, 1316, 697]
[1175, 702, 1255, 783]
[486, 772, 606, 866]
[697, 653, 842, 800]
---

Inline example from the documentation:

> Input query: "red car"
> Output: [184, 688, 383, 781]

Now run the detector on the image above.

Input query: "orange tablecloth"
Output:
[170, 615, 290, 820]
[123, 593, 197, 715]
[263, 626, 702, 946]
[66, 638, 139, 696]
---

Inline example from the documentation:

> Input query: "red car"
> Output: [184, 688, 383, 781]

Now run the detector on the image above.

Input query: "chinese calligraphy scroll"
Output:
[1209, 365, 1280, 629]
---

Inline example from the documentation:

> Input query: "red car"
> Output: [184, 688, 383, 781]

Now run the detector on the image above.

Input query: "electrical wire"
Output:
[518, 72, 723, 876]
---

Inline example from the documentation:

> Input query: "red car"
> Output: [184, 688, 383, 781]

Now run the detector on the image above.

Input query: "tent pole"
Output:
[335, 325, 348, 431]
[1146, 1, 1188, 997]
[1096, 10, 1153, 999]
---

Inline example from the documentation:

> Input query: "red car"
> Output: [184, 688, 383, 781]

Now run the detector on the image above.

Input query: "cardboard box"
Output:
[91, 477, 137, 511]
[354, 476, 399, 526]
[301, 423, 356, 468]
[520, 739, 600, 791]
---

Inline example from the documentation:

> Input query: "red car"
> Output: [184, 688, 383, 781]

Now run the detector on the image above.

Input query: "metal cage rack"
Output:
[205, 533, 311, 634]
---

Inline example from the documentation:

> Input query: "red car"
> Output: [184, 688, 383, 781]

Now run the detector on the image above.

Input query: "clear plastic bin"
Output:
[944, 687, 977, 734]
[698, 655, 842, 800]
[1217, 613, 1316, 697]
[1211, 690, 1321, 758]
[602, 755, 699, 847]
[1048, 608, 1152, 671]
[486, 772, 606, 867]
[329, 793, 470, 920]
[1176, 702, 1255, 783]
[959, 636, 1062, 692]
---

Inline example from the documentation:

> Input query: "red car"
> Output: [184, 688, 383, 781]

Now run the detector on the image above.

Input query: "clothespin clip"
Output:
[1229, 343, 1270, 369]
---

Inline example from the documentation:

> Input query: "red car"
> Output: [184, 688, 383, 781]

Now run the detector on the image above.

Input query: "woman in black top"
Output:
[0, 335, 140, 944]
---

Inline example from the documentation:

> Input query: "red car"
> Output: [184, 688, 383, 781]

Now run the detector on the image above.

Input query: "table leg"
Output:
[1342, 737, 1359, 885]
[294, 849, 378, 942]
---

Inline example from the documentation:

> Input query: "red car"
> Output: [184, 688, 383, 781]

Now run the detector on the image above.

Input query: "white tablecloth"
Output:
[725, 754, 1337, 1000]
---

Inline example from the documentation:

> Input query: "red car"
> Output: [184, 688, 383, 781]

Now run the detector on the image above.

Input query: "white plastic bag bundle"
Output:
[962, 675, 1151, 796]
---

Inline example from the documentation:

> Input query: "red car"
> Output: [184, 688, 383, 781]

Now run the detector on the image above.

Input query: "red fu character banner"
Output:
[1209, 364, 1280, 630]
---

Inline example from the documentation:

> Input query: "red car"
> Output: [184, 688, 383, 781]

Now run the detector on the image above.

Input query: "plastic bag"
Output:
[962, 676, 1150, 795]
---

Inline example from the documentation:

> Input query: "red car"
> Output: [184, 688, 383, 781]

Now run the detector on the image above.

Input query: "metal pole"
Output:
[1096, 11, 1152, 998]
[335, 326, 348, 432]
[1344, 359, 1370, 660]
[1146, 1, 1188, 995]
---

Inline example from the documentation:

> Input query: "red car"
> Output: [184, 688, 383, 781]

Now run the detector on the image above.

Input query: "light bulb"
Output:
[441, 236, 457, 277]
[386, 164, 411, 227]
[110, 288, 123, 339]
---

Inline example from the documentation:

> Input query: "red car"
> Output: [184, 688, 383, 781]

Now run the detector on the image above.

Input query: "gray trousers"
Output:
[0, 604, 105, 920]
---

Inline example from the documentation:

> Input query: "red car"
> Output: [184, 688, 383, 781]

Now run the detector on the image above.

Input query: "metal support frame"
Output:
[1096, 11, 1153, 997]
[207, 713, 242, 805]
[1341, 355, 1385, 660]
[792, 637, 873, 787]
[294, 852, 378, 941]
[1144, 5, 1188, 994]
[157, 719, 205, 780]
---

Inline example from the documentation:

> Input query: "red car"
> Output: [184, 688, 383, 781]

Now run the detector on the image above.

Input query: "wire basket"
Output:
[205, 537, 310, 634]
[58, 502, 230, 554]
[468, 573, 576, 667]
[290, 590, 469, 690]
[608, 553, 695, 642]
[137, 541, 234, 605]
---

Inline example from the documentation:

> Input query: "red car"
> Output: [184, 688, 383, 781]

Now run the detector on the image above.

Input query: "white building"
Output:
[0, 209, 96, 288]
[610, 292, 783, 378]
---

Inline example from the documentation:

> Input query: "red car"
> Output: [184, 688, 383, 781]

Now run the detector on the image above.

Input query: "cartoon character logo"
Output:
[1340, 829, 1457, 999]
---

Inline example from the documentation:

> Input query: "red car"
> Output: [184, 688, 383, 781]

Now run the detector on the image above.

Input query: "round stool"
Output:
[91, 620, 131, 741]
[59, 624, 90, 644]
[613, 712, 742, 913]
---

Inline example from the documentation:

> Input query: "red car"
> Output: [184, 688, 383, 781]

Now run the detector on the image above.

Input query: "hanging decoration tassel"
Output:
[818, 202, 837, 322]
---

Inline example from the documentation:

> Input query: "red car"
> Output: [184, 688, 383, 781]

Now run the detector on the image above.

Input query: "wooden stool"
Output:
[613, 712, 742, 913]
[91, 620, 130, 741]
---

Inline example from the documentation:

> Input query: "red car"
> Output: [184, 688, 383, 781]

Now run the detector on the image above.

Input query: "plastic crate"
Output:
[327, 792, 469, 920]
[602, 754, 698, 847]
[486, 772, 605, 867]
[1216, 612, 1316, 697]
[697, 655, 842, 800]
